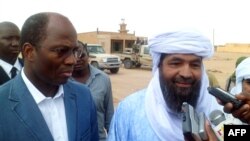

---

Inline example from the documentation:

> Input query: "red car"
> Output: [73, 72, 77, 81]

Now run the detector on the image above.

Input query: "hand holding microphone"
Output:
[183, 87, 247, 141]
[207, 87, 243, 109]
[207, 86, 250, 124]
[182, 102, 218, 141]
[209, 110, 227, 141]
[182, 102, 206, 141]
[224, 94, 250, 124]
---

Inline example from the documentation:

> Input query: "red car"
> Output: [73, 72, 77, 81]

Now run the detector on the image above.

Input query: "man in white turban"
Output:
[108, 29, 222, 141]
[224, 57, 250, 124]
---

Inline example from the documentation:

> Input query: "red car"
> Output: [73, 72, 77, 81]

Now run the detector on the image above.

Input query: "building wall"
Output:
[217, 43, 250, 53]
[78, 32, 114, 53]
[97, 34, 111, 53]
[78, 32, 99, 44]
[77, 31, 146, 54]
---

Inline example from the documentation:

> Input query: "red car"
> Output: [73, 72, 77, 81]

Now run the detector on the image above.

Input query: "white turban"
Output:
[149, 29, 214, 73]
[231, 57, 250, 94]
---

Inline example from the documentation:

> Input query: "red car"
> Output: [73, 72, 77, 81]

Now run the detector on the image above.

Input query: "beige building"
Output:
[216, 43, 250, 53]
[77, 20, 147, 54]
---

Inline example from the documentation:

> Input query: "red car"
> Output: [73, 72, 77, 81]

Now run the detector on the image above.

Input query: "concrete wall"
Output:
[97, 34, 111, 53]
[77, 32, 99, 44]
[77, 31, 144, 54]
[216, 43, 250, 53]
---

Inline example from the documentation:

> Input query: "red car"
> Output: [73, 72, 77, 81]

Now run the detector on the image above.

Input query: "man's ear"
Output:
[22, 43, 36, 61]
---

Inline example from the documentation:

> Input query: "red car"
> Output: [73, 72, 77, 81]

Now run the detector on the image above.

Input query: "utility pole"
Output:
[213, 28, 215, 46]
[213, 28, 216, 51]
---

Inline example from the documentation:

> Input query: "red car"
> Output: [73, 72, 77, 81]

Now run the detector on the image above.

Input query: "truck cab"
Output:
[87, 44, 121, 74]
[118, 45, 152, 69]
[137, 45, 152, 68]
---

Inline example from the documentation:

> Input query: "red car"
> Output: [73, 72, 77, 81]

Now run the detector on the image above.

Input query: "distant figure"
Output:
[0, 21, 22, 85]
[223, 57, 250, 124]
[225, 56, 247, 92]
[72, 41, 114, 141]
[206, 70, 220, 87]
[0, 12, 98, 141]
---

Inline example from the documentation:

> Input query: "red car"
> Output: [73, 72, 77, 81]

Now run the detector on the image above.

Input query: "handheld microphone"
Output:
[207, 87, 243, 109]
[209, 109, 245, 141]
[182, 102, 208, 141]
[209, 110, 226, 141]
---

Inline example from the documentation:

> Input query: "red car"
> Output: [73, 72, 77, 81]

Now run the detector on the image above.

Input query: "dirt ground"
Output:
[107, 67, 152, 107]
[108, 52, 250, 107]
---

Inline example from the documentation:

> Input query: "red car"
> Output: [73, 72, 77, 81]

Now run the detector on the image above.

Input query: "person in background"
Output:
[225, 56, 247, 92]
[108, 29, 221, 141]
[224, 57, 250, 124]
[72, 40, 114, 141]
[0, 21, 22, 85]
[206, 70, 220, 87]
[0, 12, 98, 141]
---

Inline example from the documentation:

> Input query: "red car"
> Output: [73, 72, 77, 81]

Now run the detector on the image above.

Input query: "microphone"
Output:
[209, 110, 226, 141]
[209, 109, 245, 141]
[182, 102, 208, 141]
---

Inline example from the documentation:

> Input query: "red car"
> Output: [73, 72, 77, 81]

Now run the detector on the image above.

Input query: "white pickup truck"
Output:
[87, 44, 122, 74]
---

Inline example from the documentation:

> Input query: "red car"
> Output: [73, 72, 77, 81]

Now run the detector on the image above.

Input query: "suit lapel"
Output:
[63, 83, 77, 141]
[0, 59, 23, 85]
[0, 66, 10, 85]
[9, 74, 54, 141]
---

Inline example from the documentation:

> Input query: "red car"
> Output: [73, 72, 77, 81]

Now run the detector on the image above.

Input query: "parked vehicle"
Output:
[87, 44, 122, 74]
[116, 45, 152, 69]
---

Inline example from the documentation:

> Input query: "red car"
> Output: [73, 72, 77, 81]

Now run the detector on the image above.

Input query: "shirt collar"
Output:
[0, 58, 22, 74]
[21, 69, 64, 104]
[13, 58, 22, 70]
[89, 64, 101, 76]
[85, 64, 101, 84]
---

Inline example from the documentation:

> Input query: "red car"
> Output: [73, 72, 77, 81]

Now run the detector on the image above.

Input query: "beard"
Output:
[159, 73, 201, 113]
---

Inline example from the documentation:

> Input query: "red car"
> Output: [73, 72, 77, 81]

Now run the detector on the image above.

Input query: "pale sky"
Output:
[1, 0, 250, 45]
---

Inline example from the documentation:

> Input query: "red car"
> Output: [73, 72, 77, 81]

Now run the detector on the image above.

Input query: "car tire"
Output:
[124, 59, 133, 69]
[110, 68, 119, 74]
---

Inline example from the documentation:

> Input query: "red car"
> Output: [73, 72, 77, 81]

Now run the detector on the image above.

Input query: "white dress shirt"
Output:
[0, 58, 22, 78]
[21, 69, 69, 141]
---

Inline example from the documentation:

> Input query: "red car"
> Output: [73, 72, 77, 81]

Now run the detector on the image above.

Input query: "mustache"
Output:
[174, 77, 195, 84]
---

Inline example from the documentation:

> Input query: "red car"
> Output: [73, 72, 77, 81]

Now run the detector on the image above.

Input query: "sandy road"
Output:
[107, 67, 152, 107]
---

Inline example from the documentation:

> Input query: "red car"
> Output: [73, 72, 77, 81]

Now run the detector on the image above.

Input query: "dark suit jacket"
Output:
[0, 66, 9, 85]
[0, 74, 99, 141]
[0, 58, 23, 85]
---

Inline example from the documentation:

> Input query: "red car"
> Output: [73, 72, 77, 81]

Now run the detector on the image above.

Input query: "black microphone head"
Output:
[209, 110, 226, 126]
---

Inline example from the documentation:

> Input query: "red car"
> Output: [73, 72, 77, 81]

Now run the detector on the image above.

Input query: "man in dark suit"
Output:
[0, 12, 99, 141]
[0, 21, 23, 85]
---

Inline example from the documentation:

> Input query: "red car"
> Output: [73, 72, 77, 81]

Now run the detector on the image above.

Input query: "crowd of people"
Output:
[0, 12, 250, 141]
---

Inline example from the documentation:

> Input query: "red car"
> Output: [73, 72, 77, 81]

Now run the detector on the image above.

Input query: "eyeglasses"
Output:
[79, 52, 88, 58]
[50, 46, 83, 58]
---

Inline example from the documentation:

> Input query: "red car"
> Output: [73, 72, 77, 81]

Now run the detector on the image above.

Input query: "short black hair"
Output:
[0, 21, 19, 29]
[77, 40, 89, 56]
[20, 12, 49, 48]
